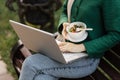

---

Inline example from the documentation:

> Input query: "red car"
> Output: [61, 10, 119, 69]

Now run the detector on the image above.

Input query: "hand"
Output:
[62, 22, 70, 39]
[58, 42, 86, 53]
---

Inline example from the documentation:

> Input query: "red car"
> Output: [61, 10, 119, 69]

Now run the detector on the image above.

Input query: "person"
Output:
[19, 0, 120, 80]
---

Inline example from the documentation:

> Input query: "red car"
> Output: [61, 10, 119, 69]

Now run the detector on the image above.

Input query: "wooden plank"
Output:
[60, 76, 94, 80]
[104, 50, 120, 71]
[78, 76, 94, 80]
[111, 43, 120, 55]
[99, 58, 120, 80]
[91, 69, 109, 80]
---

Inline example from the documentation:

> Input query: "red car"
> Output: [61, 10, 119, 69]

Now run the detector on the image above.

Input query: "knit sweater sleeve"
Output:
[57, 0, 68, 34]
[83, 0, 120, 58]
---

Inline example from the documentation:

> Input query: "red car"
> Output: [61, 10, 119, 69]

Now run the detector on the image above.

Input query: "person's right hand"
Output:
[58, 42, 86, 53]
[62, 22, 70, 39]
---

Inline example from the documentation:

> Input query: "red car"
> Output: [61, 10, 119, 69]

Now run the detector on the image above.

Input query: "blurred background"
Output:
[0, 0, 63, 79]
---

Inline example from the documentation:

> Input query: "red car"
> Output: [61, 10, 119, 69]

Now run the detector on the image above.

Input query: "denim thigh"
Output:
[20, 53, 100, 80]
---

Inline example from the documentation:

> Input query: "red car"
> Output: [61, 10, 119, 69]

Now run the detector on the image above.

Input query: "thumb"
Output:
[62, 23, 70, 39]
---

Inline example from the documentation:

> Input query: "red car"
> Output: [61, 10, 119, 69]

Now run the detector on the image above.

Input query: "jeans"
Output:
[19, 53, 100, 80]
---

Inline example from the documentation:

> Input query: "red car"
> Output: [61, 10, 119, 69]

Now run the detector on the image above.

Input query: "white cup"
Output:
[66, 22, 87, 42]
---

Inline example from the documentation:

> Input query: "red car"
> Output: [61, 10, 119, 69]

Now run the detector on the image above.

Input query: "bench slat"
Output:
[99, 58, 120, 80]
[91, 69, 109, 80]
[78, 76, 94, 80]
[111, 43, 120, 55]
[60, 76, 94, 80]
[104, 50, 120, 71]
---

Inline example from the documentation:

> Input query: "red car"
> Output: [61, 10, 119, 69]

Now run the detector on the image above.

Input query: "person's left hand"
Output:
[62, 22, 70, 39]
[58, 42, 86, 53]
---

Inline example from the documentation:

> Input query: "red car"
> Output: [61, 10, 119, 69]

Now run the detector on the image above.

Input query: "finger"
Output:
[63, 22, 70, 27]
[58, 42, 67, 47]
[59, 46, 70, 53]
[62, 23, 70, 39]
[62, 28, 68, 39]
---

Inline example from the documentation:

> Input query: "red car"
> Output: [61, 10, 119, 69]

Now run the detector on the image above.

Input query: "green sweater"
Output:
[58, 0, 120, 58]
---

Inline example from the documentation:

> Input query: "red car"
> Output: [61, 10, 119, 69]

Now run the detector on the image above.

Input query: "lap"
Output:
[23, 53, 100, 78]
[25, 53, 99, 67]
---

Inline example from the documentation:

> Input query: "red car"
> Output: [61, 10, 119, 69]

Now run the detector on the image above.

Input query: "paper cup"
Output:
[66, 22, 87, 42]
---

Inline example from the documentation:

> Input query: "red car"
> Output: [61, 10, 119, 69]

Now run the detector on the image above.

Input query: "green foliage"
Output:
[0, 0, 19, 79]
[0, 0, 63, 79]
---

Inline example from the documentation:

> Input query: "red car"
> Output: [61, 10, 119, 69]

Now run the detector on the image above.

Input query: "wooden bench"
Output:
[10, 38, 120, 80]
